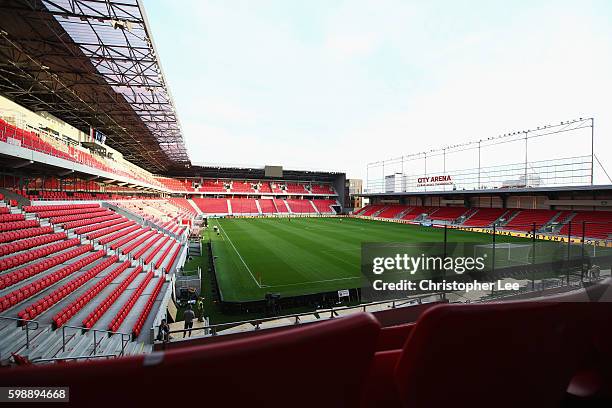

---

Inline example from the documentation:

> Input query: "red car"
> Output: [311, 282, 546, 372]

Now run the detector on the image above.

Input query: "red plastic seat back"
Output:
[0, 313, 380, 407]
[394, 302, 602, 408]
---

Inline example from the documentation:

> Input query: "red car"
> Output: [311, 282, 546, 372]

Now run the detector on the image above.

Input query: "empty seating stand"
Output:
[258, 199, 277, 214]
[53, 260, 131, 328]
[462, 208, 506, 227]
[18, 254, 117, 320]
[230, 198, 258, 214]
[560, 211, 612, 239]
[377, 205, 408, 219]
[428, 206, 468, 221]
[286, 199, 315, 213]
[192, 198, 229, 214]
[311, 199, 337, 214]
[503, 209, 559, 231]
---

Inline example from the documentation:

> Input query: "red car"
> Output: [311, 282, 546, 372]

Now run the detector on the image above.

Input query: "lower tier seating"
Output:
[286, 199, 315, 213]
[192, 198, 229, 214]
[258, 199, 277, 213]
[230, 198, 259, 214]
[312, 199, 337, 213]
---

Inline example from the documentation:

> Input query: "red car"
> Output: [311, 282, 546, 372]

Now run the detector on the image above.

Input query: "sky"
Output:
[144, 0, 612, 185]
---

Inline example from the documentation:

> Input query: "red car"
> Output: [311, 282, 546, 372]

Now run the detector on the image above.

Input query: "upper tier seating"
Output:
[270, 183, 284, 194]
[156, 177, 194, 192]
[230, 198, 259, 214]
[257, 183, 272, 193]
[503, 209, 559, 231]
[462, 208, 507, 227]
[192, 198, 229, 214]
[428, 206, 469, 221]
[311, 199, 336, 214]
[0, 313, 381, 407]
[230, 181, 254, 193]
[199, 180, 227, 193]
[310, 184, 335, 195]
[258, 199, 277, 214]
[0, 120, 163, 189]
[286, 199, 315, 213]
[285, 183, 308, 194]
[559, 211, 612, 239]
[378, 205, 409, 219]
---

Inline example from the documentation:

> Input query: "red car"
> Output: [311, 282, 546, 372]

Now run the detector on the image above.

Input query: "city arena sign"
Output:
[417, 175, 453, 187]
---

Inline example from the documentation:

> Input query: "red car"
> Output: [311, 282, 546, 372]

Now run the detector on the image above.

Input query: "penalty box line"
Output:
[216, 222, 266, 288]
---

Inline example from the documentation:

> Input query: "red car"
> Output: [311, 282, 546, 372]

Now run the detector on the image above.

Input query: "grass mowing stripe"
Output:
[216, 220, 262, 288]
[209, 217, 532, 302]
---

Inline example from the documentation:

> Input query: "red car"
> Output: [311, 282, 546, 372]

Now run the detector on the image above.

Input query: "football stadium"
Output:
[0, 1, 611, 407]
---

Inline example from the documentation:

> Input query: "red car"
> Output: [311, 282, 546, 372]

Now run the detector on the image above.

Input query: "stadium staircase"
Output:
[395, 206, 413, 219]
[255, 200, 263, 215]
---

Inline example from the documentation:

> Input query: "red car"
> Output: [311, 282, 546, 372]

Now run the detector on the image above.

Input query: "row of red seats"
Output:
[144, 236, 171, 265]
[111, 228, 149, 250]
[0, 220, 38, 232]
[98, 225, 140, 245]
[49, 210, 111, 224]
[53, 260, 131, 328]
[23, 204, 99, 213]
[33, 291, 605, 407]
[132, 277, 165, 338]
[87, 221, 135, 240]
[18, 254, 117, 320]
[312, 199, 337, 213]
[0, 246, 96, 312]
[108, 271, 152, 332]
[0, 232, 66, 257]
[429, 206, 470, 221]
[0, 244, 92, 291]
[132, 234, 164, 260]
[0, 213, 25, 223]
[36, 207, 105, 219]
[73, 218, 126, 235]
[0, 207, 9, 214]
[273, 199, 289, 213]
[259, 199, 277, 213]
[463, 208, 508, 227]
[0, 226, 53, 244]
[161, 243, 182, 273]
[0, 238, 79, 272]
[286, 199, 315, 213]
[82, 265, 142, 329]
[121, 230, 156, 255]
[64, 214, 122, 230]
[154, 242, 177, 270]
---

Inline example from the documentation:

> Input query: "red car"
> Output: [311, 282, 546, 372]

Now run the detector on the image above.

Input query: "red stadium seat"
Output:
[2, 313, 380, 407]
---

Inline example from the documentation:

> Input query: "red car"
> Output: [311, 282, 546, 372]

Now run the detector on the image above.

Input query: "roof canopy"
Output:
[0, 0, 189, 172]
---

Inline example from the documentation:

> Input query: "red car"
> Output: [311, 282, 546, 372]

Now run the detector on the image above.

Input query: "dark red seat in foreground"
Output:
[362, 301, 611, 408]
[0, 313, 380, 407]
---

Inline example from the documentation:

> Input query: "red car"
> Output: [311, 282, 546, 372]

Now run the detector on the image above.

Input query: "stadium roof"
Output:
[0, 0, 189, 173]
[360, 184, 612, 197]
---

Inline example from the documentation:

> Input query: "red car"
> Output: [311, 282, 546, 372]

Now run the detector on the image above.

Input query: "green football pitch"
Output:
[207, 217, 535, 302]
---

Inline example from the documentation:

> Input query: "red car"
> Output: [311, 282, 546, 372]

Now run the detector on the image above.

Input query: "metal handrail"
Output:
[0, 315, 40, 350]
[165, 292, 444, 339]
[61, 324, 131, 357]
[31, 354, 117, 364]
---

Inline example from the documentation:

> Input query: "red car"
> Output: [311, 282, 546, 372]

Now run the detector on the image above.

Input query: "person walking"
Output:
[183, 305, 195, 338]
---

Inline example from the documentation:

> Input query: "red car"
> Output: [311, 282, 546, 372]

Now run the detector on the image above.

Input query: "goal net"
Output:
[474, 243, 533, 269]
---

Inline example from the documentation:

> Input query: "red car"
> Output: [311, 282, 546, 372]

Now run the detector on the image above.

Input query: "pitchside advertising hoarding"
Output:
[360, 241, 611, 303]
